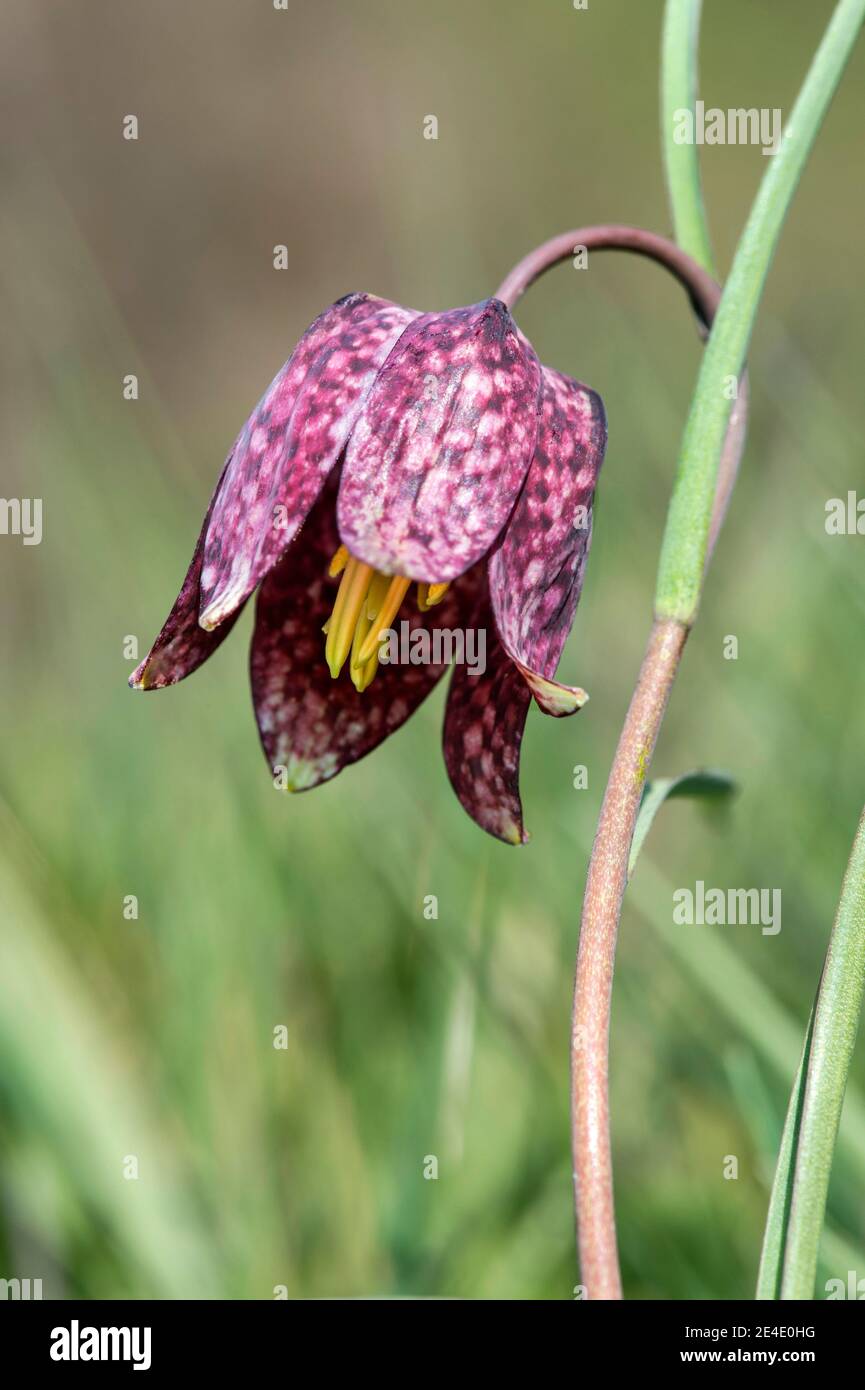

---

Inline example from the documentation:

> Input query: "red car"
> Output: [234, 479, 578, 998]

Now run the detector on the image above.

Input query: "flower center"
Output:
[324, 545, 448, 692]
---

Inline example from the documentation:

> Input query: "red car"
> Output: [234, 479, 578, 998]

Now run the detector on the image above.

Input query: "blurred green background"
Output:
[1, 0, 864, 1300]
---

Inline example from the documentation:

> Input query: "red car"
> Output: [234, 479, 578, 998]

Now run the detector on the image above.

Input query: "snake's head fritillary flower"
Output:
[131, 291, 606, 843]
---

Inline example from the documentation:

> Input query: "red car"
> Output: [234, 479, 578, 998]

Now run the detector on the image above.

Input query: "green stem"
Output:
[780, 808, 865, 1299]
[661, 0, 715, 275]
[655, 0, 865, 624]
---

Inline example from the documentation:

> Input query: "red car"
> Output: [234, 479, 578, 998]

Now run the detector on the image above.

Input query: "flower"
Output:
[131, 291, 607, 843]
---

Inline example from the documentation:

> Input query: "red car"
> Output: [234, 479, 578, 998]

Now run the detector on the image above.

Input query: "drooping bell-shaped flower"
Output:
[131, 291, 606, 843]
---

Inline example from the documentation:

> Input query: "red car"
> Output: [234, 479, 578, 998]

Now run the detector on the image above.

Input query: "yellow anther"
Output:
[418, 580, 449, 611]
[351, 644, 381, 693]
[328, 544, 349, 578]
[349, 614, 372, 689]
[366, 571, 392, 622]
[343, 572, 390, 691]
[356, 575, 412, 665]
[324, 550, 433, 690]
[324, 555, 374, 678]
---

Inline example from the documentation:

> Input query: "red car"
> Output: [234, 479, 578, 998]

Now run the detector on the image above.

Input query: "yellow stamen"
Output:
[328, 544, 349, 578]
[322, 549, 447, 691]
[348, 599, 374, 689]
[348, 611, 372, 688]
[351, 643, 381, 693]
[356, 575, 412, 665]
[324, 556, 374, 678]
[418, 580, 449, 611]
[345, 572, 391, 691]
[366, 571, 392, 622]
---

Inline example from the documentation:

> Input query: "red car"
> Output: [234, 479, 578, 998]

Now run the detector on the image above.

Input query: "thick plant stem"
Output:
[576, 0, 864, 1307]
[572, 617, 687, 1298]
[497, 224, 746, 1300]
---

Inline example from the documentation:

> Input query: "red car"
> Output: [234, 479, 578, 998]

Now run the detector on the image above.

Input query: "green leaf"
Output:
[776, 806, 865, 1298]
[628, 769, 735, 880]
[655, 0, 865, 624]
[756, 1009, 815, 1299]
[661, 0, 715, 275]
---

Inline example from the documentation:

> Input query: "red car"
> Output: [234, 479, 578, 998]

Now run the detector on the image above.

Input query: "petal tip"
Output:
[514, 660, 589, 717]
[534, 684, 588, 717]
[481, 809, 528, 846]
[129, 657, 155, 690]
[271, 754, 336, 793]
[504, 822, 529, 847]
[198, 588, 239, 631]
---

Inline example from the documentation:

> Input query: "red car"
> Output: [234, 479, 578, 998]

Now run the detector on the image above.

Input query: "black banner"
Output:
[0, 1298, 859, 1374]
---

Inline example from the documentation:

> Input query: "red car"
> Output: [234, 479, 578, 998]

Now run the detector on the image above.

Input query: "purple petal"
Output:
[337, 299, 541, 583]
[130, 458, 243, 690]
[442, 606, 532, 845]
[198, 293, 419, 631]
[251, 484, 482, 790]
[488, 365, 606, 716]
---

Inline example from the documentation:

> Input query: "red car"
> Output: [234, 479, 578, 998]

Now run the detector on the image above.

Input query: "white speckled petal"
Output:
[442, 598, 532, 845]
[337, 299, 541, 583]
[489, 365, 606, 716]
[199, 292, 419, 630]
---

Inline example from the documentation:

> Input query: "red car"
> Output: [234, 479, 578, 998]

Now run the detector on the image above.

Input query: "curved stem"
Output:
[495, 226, 747, 566]
[496, 224, 747, 1300]
[497, 224, 715, 317]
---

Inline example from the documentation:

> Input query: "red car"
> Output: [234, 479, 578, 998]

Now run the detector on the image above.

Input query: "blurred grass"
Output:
[1, 0, 864, 1299]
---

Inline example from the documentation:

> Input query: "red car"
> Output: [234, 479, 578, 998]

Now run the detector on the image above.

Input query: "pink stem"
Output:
[497, 226, 748, 1298]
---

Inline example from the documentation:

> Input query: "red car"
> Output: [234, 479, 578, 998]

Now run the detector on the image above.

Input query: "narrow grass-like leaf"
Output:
[661, 0, 715, 275]
[780, 806, 865, 1298]
[628, 769, 735, 880]
[636, 858, 865, 1175]
[655, 0, 865, 623]
[756, 1008, 815, 1299]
